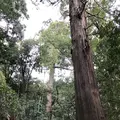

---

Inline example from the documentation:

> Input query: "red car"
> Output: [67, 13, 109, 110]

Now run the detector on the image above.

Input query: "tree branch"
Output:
[86, 11, 105, 20]
[54, 66, 73, 71]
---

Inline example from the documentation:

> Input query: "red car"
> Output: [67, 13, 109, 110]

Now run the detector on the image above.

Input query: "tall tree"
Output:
[39, 21, 71, 119]
[18, 40, 39, 95]
[0, 0, 28, 89]
[69, 0, 106, 120]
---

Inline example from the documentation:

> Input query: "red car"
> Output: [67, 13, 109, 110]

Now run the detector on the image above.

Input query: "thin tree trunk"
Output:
[46, 66, 55, 120]
[69, 0, 106, 120]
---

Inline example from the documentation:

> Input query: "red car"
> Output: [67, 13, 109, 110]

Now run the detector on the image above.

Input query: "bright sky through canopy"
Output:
[24, 0, 61, 39]
[24, 0, 120, 39]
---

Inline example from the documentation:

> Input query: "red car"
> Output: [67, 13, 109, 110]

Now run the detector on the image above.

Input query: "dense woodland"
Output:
[0, 0, 120, 120]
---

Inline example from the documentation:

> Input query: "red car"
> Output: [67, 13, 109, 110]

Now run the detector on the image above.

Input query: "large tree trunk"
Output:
[46, 66, 55, 120]
[69, 0, 106, 120]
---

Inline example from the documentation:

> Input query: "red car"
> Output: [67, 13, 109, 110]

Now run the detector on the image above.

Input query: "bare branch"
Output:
[54, 66, 73, 71]
[86, 11, 105, 20]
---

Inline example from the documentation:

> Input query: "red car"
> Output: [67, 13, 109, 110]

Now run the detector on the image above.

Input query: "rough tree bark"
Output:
[69, 0, 106, 120]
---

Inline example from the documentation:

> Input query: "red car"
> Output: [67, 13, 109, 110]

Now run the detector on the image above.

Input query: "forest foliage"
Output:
[0, 0, 120, 120]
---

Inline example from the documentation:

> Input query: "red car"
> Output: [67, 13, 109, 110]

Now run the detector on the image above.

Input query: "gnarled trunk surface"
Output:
[69, 0, 106, 120]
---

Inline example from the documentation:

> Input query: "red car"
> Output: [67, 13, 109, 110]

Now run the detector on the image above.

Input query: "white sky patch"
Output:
[115, 0, 120, 6]
[32, 70, 49, 83]
[0, 20, 7, 29]
[23, 0, 61, 39]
